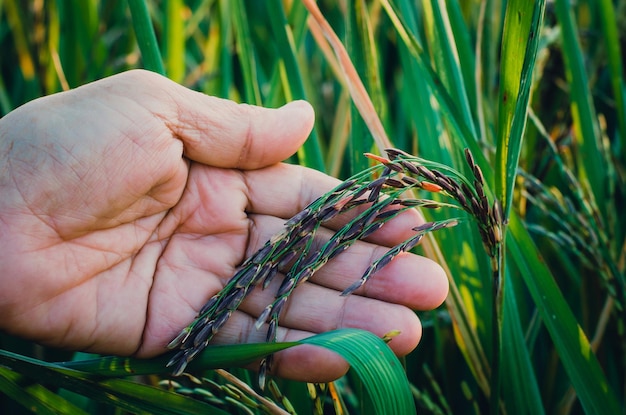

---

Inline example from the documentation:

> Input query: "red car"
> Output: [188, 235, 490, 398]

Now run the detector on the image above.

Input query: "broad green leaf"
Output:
[494, 0, 545, 219]
[302, 329, 416, 415]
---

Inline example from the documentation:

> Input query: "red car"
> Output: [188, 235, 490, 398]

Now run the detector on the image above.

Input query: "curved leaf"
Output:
[302, 329, 416, 415]
[2, 328, 414, 415]
[59, 342, 298, 377]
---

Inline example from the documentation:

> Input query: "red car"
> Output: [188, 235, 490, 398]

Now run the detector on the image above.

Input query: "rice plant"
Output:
[1, 0, 624, 414]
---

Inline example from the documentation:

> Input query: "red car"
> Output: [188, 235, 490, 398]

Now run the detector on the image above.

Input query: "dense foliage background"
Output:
[1, 1, 625, 414]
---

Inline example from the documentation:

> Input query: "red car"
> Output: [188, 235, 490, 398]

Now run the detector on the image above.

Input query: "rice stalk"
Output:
[525, 111, 625, 310]
[127, 0, 165, 75]
[166, 148, 502, 390]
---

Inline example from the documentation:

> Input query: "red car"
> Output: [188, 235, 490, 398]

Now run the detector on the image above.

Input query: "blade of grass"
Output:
[63, 0, 98, 84]
[378, 0, 423, 56]
[58, 343, 297, 377]
[422, 0, 476, 138]
[383, 0, 473, 149]
[326, 90, 352, 177]
[0, 76, 12, 115]
[128, 0, 166, 75]
[346, 0, 376, 174]
[445, 0, 479, 130]
[500, 272, 545, 415]
[474, 0, 489, 144]
[2, 0, 40, 104]
[45, 0, 66, 93]
[494, 0, 545, 220]
[479, 0, 504, 110]
[231, 0, 262, 105]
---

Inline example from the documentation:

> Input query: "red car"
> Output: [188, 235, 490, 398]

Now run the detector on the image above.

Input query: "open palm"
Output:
[0, 70, 447, 382]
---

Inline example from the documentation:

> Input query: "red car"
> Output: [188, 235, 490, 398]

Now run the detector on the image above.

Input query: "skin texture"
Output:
[0, 70, 448, 382]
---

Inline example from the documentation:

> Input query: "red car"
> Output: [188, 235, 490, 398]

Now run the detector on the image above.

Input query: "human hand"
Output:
[0, 70, 447, 382]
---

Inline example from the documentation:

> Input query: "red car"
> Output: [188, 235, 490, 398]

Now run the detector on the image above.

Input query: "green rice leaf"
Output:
[383, 0, 475, 145]
[382, 0, 489, 183]
[58, 342, 297, 377]
[422, 0, 475, 137]
[266, 0, 325, 171]
[494, 0, 545, 219]
[346, 0, 375, 174]
[128, 0, 166, 75]
[231, 0, 262, 105]
[217, 0, 233, 99]
[2, 329, 413, 415]
[501, 274, 545, 415]
[302, 329, 416, 415]
[444, 0, 478, 127]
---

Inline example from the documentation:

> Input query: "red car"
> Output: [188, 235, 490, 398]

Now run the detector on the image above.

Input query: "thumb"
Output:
[116, 70, 315, 169]
[172, 97, 315, 169]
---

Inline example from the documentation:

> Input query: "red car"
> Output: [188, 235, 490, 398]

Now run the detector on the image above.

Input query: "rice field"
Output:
[1, 1, 624, 414]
